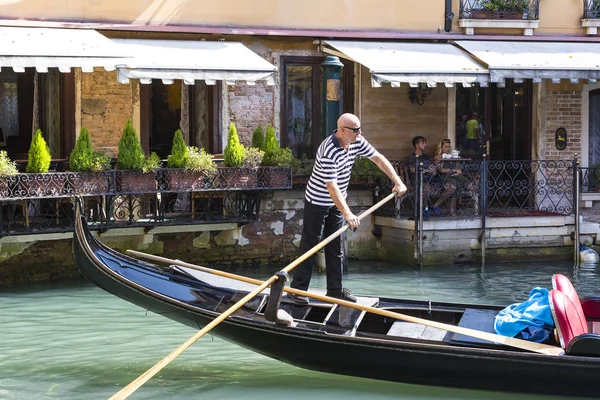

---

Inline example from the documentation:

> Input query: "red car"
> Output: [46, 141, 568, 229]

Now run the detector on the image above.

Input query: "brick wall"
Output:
[544, 89, 582, 160]
[228, 82, 275, 146]
[81, 69, 135, 157]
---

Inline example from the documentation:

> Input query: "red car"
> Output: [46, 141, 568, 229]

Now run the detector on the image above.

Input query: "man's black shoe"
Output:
[326, 288, 357, 302]
[286, 292, 309, 305]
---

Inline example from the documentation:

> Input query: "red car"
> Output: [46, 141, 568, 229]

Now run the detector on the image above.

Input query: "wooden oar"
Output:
[109, 192, 397, 399]
[126, 249, 565, 357]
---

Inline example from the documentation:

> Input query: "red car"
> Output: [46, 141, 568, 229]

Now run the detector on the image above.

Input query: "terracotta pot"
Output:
[69, 172, 110, 195]
[217, 168, 258, 189]
[164, 170, 212, 191]
[116, 172, 157, 193]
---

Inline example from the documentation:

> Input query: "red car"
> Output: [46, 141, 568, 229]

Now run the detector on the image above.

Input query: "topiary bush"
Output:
[167, 129, 189, 169]
[0, 150, 18, 177]
[223, 123, 245, 167]
[26, 129, 51, 173]
[117, 120, 145, 170]
[69, 127, 94, 172]
[262, 124, 280, 166]
[251, 125, 265, 150]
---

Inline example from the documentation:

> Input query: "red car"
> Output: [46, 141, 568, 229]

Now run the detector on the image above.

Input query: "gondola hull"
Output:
[73, 212, 600, 398]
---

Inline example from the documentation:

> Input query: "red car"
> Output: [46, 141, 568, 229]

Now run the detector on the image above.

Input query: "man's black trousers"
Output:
[290, 200, 344, 292]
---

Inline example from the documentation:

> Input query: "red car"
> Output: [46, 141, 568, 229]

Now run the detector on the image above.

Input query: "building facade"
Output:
[0, 0, 599, 282]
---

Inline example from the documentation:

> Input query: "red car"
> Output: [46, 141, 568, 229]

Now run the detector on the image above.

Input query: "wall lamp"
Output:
[408, 83, 433, 106]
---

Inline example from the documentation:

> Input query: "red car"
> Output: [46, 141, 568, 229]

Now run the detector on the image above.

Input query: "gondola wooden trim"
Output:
[109, 192, 397, 399]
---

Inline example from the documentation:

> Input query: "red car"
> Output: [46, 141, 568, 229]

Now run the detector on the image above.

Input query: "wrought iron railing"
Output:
[0, 167, 292, 236]
[459, 0, 541, 20]
[376, 159, 575, 219]
[580, 167, 600, 193]
[584, 0, 600, 19]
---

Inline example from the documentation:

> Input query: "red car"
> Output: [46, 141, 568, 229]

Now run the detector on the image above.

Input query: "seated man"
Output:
[407, 136, 446, 217]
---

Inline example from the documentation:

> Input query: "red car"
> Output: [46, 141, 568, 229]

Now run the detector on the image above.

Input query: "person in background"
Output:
[287, 113, 407, 305]
[407, 136, 446, 217]
[464, 112, 480, 157]
[434, 138, 476, 217]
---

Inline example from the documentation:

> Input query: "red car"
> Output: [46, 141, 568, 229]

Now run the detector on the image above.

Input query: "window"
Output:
[0, 69, 74, 160]
[280, 56, 354, 159]
[140, 81, 222, 157]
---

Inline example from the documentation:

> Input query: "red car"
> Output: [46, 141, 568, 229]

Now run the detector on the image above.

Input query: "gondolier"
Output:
[287, 113, 407, 304]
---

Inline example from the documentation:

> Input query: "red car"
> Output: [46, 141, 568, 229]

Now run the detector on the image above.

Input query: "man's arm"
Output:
[369, 153, 408, 195]
[326, 181, 360, 229]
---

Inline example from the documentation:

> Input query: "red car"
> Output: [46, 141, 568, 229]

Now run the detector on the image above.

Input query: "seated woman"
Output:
[434, 139, 476, 217]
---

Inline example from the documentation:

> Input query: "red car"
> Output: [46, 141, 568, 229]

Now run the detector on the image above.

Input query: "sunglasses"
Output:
[342, 126, 361, 133]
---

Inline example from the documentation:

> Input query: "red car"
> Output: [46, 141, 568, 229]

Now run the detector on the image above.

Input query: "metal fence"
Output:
[0, 167, 291, 237]
[376, 158, 576, 219]
[584, 0, 600, 19]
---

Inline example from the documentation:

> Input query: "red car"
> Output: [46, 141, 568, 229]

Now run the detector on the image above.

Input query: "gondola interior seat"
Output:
[552, 273, 600, 334]
[549, 289, 588, 349]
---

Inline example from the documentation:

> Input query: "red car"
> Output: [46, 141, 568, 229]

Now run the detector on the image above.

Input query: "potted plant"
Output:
[242, 146, 264, 188]
[116, 120, 157, 193]
[163, 129, 195, 192]
[350, 156, 387, 187]
[292, 156, 314, 186]
[68, 127, 111, 195]
[251, 125, 265, 150]
[259, 126, 295, 188]
[19, 129, 64, 197]
[0, 150, 18, 198]
[221, 123, 253, 188]
[472, 0, 528, 19]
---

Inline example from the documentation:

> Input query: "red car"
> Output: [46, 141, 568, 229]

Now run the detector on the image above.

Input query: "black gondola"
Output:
[73, 203, 600, 398]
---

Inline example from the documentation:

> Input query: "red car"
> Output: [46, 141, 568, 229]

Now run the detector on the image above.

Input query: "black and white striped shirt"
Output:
[305, 133, 376, 207]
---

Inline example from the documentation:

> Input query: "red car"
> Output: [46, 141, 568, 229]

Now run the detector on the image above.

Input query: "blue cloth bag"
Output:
[494, 287, 555, 343]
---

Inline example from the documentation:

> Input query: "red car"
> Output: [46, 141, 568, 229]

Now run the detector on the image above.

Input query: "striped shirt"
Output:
[305, 133, 376, 207]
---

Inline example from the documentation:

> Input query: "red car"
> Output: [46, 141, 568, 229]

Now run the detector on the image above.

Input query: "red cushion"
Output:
[552, 274, 586, 328]
[549, 290, 588, 349]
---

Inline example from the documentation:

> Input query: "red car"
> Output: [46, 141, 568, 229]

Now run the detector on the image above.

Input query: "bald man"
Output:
[287, 113, 407, 304]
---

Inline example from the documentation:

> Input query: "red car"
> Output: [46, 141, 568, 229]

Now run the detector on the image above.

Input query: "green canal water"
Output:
[1, 260, 598, 400]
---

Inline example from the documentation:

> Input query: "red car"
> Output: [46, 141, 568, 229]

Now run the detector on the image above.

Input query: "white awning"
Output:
[454, 41, 600, 84]
[0, 26, 129, 73]
[323, 40, 489, 87]
[113, 39, 277, 85]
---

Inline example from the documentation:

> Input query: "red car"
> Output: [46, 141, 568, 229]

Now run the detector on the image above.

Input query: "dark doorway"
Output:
[456, 80, 533, 209]
[455, 80, 532, 161]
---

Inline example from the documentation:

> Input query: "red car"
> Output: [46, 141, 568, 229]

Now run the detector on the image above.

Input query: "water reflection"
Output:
[0, 259, 596, 400]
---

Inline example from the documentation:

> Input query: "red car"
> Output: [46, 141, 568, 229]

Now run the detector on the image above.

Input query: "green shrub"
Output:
[271, 148, 300, 169]
[26, 129, 51, 173]
[142, 152, 162, 173]
[69, 127, 94, 172]
[187, 147, 217, 176]
[262, 125, 279, 166]
[167, 129, 189, 169]
[117, 120, 145, 170]
[251, 125, 265, 150]
[242, 147, 265, 169]
[90, 151, 112, 172]
[0, 150, 18, 177]
[223, 123, 245, 167]
[351, 156, 386, 183]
